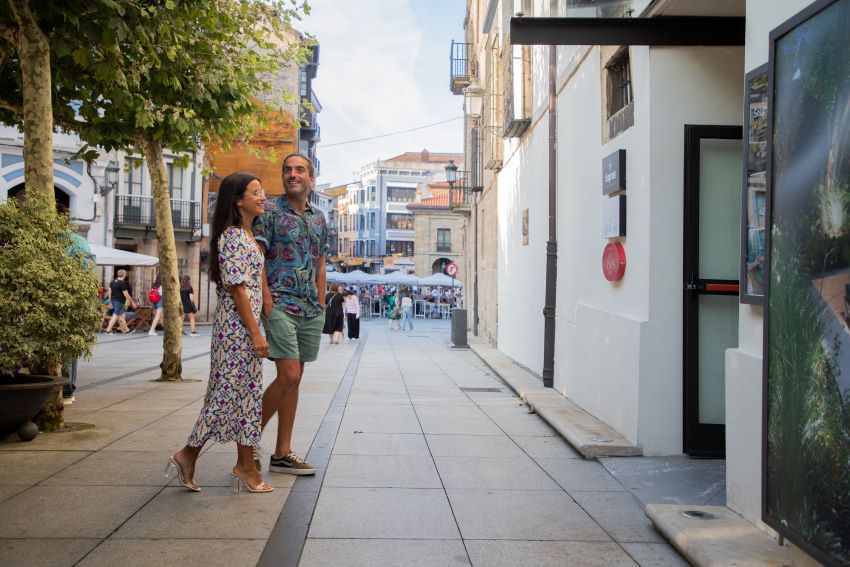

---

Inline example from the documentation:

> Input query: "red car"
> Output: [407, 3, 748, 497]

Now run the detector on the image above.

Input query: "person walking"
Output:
[400, 290, 414, 331]
[254, 153, 328, 476]
[148, 276, 164, 336]
[180, 275, 199, 336]
[322, 283, 344, 345]
[167, 172, 271, 493]
[105, 269, 136, 335]
[343, 289, 360, 339]
[386, 290, 401, 330]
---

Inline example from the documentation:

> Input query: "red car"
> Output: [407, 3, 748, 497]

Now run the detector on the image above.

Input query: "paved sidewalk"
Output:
[0, 319, 687, 566]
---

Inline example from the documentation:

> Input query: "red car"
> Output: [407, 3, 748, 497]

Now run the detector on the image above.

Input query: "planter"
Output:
[0, 374, 69, 440]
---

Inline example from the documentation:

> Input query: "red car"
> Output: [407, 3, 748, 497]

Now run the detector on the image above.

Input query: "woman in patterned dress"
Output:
[167, 172, 272, 493]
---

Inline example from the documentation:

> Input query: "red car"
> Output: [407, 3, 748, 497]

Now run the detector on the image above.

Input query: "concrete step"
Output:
[645, 504, 791, 567]
[469, 339, 641, 459]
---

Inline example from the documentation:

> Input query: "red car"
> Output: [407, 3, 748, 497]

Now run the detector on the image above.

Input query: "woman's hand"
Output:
[251, 333, 269, 358]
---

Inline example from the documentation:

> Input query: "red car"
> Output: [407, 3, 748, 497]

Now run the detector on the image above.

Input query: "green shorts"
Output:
[262, 308, 324, 362]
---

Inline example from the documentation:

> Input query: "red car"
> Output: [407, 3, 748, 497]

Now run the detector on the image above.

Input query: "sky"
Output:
[300, 0, 467, 188]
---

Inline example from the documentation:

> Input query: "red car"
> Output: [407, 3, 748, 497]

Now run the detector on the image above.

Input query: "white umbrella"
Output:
[90, 243, 159, 266]
[383, 271, 420, 285]
[345, 269, 372, 283]
[418, 272, 463, 287]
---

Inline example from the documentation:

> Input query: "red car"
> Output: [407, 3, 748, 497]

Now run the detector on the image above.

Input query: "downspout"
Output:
[471, 122, 480, 336]
[541, 45, 557, 388]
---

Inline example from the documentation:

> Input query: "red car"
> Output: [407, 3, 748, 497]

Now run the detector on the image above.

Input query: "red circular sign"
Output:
[445, 262, 458, 277]
[602, 242, 626, 281]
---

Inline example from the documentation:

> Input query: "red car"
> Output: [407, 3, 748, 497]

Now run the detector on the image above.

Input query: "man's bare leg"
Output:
[261, 359, 304, 457]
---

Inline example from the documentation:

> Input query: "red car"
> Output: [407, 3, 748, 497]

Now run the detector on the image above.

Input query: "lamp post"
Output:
[100, 160, 120, 283]
[445, 160, 458, 187]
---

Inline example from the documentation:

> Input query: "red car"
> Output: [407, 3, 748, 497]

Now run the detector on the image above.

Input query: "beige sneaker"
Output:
[268, 452, 316, 475]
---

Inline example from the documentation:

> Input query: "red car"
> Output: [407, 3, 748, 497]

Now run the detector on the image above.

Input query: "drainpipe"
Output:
[541, 45, 557, 388]
[472, 122, 480, 337]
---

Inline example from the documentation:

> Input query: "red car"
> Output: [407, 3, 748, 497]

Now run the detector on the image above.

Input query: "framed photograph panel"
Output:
[740, 64, 768, 304]
[763, 1, 850, 566]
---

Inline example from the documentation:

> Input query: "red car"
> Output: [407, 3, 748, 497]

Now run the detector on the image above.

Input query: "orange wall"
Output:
[206, 110, 298, 196]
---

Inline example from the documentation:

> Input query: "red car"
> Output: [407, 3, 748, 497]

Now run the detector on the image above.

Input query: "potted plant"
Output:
[0, 191, 101, 436]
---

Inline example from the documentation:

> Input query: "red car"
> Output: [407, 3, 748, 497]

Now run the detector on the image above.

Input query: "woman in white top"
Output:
[400, 290, 414, 331]
[343, 289, 361, 339]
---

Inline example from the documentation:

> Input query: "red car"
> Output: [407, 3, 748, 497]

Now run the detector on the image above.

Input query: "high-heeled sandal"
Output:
[231, 469, 274, 493]
[164, 455, 201, 492]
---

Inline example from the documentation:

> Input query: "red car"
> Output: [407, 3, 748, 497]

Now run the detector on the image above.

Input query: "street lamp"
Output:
[464, 87, 483, 118]
[103, 161, 120, 195]
[445, 160, 458, 186]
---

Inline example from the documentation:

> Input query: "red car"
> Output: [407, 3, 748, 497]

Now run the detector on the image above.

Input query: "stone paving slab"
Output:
[469, 339, 641, 458]
[300, 539, 470, 567]
[0, 538, 100, 567]
[78, 538, 267, 567]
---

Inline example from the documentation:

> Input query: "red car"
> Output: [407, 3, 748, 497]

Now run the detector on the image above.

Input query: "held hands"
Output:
[251, 333, 270, 358]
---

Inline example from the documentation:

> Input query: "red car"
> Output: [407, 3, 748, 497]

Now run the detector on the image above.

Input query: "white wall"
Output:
[546, 43, 743, 454]
[497, 95, 550, 374]
[725, 0, 817, 528]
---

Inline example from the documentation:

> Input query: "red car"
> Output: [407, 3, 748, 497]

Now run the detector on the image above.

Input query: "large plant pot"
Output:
[0, 374, 69, 440]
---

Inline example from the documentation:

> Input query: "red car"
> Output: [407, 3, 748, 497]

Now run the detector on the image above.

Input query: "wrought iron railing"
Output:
[450, 41, 472, 94]
[115, 195, 200, 230]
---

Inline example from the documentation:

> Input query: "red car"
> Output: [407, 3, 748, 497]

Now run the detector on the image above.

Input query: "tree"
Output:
[1, 0, 311, 380]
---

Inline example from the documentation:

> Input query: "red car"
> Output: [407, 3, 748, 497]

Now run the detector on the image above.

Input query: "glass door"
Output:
[683, 125, 742, 457]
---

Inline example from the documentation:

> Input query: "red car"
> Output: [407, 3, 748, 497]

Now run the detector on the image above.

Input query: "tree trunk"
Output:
[138, 135, 184, 381]
[9, 0, 54, 196]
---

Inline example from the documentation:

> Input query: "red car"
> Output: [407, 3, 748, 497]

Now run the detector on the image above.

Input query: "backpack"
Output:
[148, 287, 161, 303]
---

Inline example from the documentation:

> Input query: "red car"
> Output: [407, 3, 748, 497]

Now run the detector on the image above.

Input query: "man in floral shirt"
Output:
[254, 153, 328, 475]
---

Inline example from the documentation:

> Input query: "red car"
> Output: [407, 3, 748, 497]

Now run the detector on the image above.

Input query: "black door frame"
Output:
[683, 124, 743, 457]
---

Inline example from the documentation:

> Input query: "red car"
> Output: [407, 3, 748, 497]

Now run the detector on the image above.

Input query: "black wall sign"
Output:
[602, 149, 626, 195]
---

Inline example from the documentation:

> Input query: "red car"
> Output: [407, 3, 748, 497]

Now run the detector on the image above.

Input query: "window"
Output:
[606, 48, 633, 116]
[126, 158, 143, 195]
[368, 240, 376, 256]
[370, 186, 376, 202]
[437, 229, 451, 252]
[370, 212, 377, 229]
[387, 240, 414, 256]
[167, 162, 184, 200]
[300, 65, 308, 97]
[603, 47, 635, 141]
[386, 213, 414, 230]
[387, 187, 416, 202]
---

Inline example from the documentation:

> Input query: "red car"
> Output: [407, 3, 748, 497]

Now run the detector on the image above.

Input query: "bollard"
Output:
[451, 308, 468, 348]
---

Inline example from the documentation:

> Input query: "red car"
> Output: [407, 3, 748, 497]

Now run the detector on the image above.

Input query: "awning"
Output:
[89, 244, 159, 266]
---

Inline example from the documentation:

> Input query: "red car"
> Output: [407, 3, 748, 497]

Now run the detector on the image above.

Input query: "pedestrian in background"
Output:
[168, 172, 271, 493]
[181, 275, 199, 336]
[148, 276, 164, 336]
[386, 290, 401, 330]
[322, 283, 344, 345]
[344, 289, 360, 339]
[400, 290, 414, 331]
[105, 269, 135, 335]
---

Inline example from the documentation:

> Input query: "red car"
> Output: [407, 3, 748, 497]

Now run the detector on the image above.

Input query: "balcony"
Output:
[449, 41, 472, 95]
[448, 172, 479, 215]
[436, 244, 452, 253]
[115, 195, 201, 231]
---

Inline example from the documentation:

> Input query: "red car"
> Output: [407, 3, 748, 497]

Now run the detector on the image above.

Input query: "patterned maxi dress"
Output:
[187, 227, 264, 447]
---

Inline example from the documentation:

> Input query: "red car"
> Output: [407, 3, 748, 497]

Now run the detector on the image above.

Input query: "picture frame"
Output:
[740, 64, 768, 304]
[762, 1, 850, 566]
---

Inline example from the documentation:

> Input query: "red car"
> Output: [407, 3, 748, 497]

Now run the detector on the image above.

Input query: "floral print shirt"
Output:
[253, 194, 328, 317]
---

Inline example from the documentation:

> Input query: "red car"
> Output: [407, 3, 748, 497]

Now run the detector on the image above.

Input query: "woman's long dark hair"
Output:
[209, 172, 260, 286]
